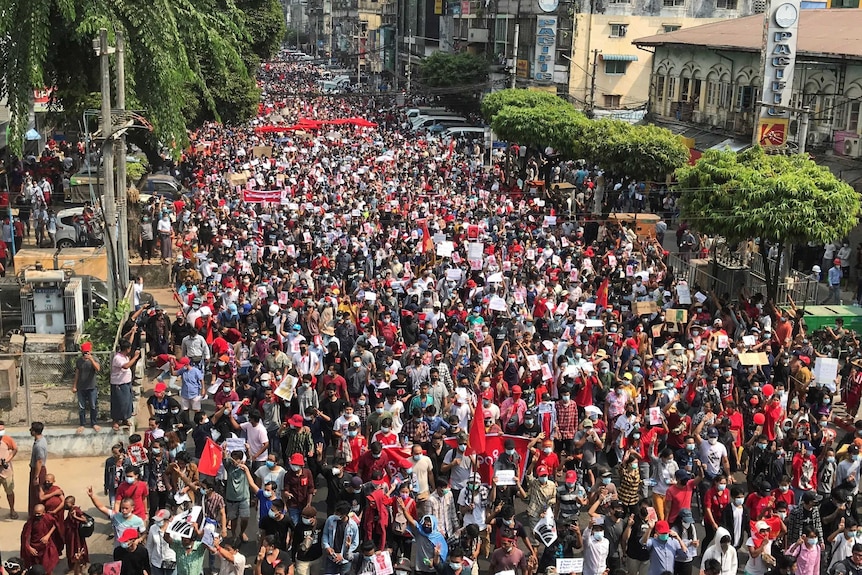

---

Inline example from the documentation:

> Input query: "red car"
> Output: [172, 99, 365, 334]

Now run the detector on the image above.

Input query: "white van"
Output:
[411, 115, 467, 130]
[406, 107, 450, 120]
[446, 126, 487, 139]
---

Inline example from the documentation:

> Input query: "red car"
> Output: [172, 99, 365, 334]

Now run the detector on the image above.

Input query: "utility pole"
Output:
[98, 28, 117, 309]
[406, 30, 413, 94]
[510, 0, 522, 89]
[588, 49, 600, 116]
[115, 30, 129, 291]
[798, 106, 810, 154]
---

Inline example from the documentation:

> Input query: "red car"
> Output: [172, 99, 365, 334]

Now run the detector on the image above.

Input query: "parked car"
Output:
[136, 173, 186, 202]
[54, 206, 104, 249]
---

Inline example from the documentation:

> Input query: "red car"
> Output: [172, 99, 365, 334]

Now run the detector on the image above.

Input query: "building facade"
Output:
[634, 10, 862, 156]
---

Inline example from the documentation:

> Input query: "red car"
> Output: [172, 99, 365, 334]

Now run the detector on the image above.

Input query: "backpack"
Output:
[79, 512, 95, 538]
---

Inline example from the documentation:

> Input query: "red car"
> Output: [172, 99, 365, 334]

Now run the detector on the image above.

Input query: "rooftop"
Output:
[633, 9, 862, 61]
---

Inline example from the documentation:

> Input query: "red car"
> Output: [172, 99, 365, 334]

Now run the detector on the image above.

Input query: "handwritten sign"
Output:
[556, 559, 583, 574]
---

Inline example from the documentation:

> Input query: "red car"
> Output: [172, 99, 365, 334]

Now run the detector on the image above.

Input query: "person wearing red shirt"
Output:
[792, 441, 818, 497]
[665, 465, 705, 525]
[573, 371, 596, 408]
[321, 364, 348, 398]
[664, 402, 692, 450]
[763, 395, 784, 442]
[344, 422, 368, 474]
[530, 439, 560, 476]
[371, 416, 399, 446]
[356, 442, 393, 482]
[771, 477, 794, 511]
[745, 482, 775, 520]
[703, 474, 731, 547]
[112, 465, 149, 521]
[377, 313, 398, 348]
[723, 403, 745, 453]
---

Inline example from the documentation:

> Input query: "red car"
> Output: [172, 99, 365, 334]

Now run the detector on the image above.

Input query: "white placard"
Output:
[676, 284, 691, 305]
[468, 242, 484, 260]
[489, 296, 507, 312]
[165, 506, 202, 540]
[446, 268, 462, 281]
[814, 357, 839, 385]
[437, 241, 455, 258]
[533, 508, 557, 546]
[495, 469, 517, 486]
[224, 437, 246, 454]
[556, 558, 583, 574]
[373, 551, 393, 575]
[649, 407, 662, 426]
[482, 347, 493, 369]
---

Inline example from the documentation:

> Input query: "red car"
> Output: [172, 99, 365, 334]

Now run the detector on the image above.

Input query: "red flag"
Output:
[466, 410, 486, 457]
[596, 277, 609, 308]
[198, 438, 223, 476]
[418, 219, 434, 254]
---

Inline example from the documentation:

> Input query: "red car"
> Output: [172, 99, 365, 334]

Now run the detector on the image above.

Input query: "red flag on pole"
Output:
[418, 219, 434, 254]
[466, 409, 486, 457]
[596, 277, 610, 309]
[198, 438, 223, 476]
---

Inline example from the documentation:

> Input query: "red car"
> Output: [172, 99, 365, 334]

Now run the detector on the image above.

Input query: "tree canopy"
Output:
[418, 52, 490, 116]
[676, 146, 862, 301]
[482, 89, 688, 181]
[1, 0, 284, 155]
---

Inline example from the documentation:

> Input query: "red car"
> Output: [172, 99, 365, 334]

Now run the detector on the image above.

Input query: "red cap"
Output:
[81, 341, 92, 352]
[536, 465, 549, 477]
[512, 385, 522, 395]
[178, 357, 191, 366]
[289, 453, 305, 466]
[288, 414, 304, 427]
[118, 528, 140, 543]
[835, 258, 842, 265]
[655, 520, 670, 534]
[483, 409, 493, 419]
[154, 382, 167, 394]
[799, 355, 811, 366]
[565, 470, 578, 482]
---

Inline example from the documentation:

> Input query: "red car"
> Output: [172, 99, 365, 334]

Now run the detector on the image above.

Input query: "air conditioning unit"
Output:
[844, 136, 862, 157]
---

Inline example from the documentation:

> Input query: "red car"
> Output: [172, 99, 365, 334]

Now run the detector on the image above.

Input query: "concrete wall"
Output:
[7, 425, 135, 458]
[568, 14, 729, 108]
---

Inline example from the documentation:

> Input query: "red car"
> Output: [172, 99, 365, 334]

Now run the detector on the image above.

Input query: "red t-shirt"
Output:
[703, 484, 731, 528]
[115, 479, 150, 520]
[665, 479, 698, 524]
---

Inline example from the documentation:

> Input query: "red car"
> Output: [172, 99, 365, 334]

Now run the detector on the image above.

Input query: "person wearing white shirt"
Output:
[582, 524, 609, 575]
[332, 404, 361, 439]
[208, 536, 246, 575]
[383, 394, 405, 434]
[146, 509, 177, 575]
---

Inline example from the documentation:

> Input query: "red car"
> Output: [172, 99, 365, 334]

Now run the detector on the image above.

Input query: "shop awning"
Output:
[601, 54, 639, 61]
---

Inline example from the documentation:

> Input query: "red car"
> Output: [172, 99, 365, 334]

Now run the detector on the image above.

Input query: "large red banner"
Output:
[242, 189, 284, 203]
[382, 434, 530, 484]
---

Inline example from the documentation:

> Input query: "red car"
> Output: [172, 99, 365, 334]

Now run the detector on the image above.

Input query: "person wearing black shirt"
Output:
[338, 476, 366, 517]
[191, 412, 214, 460]
[114, 529, 150, 575]
[293, 506, 324, 575]
[257, 534, 293, 575]
[320, 455, 349, 516]
[259, 499, 293, 550]
[424, 434, 452, 480]
[320, 385, 348, 448]
[515, 411, 543, 439]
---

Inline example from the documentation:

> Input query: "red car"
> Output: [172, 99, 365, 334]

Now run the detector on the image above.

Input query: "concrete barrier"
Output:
[5, 423, 137, 458]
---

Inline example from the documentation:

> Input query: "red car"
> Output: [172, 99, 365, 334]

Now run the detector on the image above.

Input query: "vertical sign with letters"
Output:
[534, 16, 557, 83]
[757, 0, 800, 147]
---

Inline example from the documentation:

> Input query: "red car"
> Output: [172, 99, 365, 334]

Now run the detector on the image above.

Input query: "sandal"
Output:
[111, 422, 120, 432]
[9, 511, 18, 519]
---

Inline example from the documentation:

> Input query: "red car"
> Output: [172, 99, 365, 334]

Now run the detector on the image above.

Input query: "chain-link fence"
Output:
[0, 351, 115, 427]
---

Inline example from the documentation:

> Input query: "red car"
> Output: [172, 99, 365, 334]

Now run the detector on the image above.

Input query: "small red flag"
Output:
[198, 438, 223, 476]
[466, 408, 486, 457]
[596, 277, 610, 309]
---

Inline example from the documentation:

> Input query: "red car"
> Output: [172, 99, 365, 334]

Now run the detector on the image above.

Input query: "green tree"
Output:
[584, 120, 689, 181]
[676, 147, 862, 302]
[418, 52, 489, 116]
[236, 0, 287, 60]
[490, 103, 589, 157]
[0, 0, 281, 155]
[481, 88, 570, 121]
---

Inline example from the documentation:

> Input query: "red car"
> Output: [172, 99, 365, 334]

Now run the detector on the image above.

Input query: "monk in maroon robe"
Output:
[21, 503, 63, 575]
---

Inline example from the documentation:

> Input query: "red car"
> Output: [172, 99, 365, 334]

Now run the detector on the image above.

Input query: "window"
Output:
[604, 60, 628, 75]
[736, 85, 755, 110]
[706, 81, 718, 106]
[849, 102, 861, 132]
[604, 95, 621, 108]
[608, 0, 631, 4]
[720, 82, 731, 106]
[656, 76, 666, 103]
[663, 24, 681, 32]
[663, 0, 685, 6]
[835, 102, 848, 129]
[610, 23, 628, 37]
[680, 77, 690, 101]
[667, 77, 677, 101]
[716, 0, 737, 8]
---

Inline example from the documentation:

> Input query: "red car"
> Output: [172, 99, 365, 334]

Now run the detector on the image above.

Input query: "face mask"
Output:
[506, 449, 515, 456]
[266, 461, 275, 469]
[543, 447, 552, 454]
[828, 456, 837, 464]
[222, 386, 231, 393]
[263, 490, 273, 498]
[538, 477, 548, 484]
[711, 364, 719, 370]
[458, 444, 467, 452]
[171, 409, 180, 415]
[633, 433, 641, 440]
[734, 498, 744, 507]
[723, 372, 732, 378]
[353, 362, 361, 368]
[291, 464, 301, 472]
[777, 512, 786, 520]
[413, 454, 423, 462]
[708, 438, 718, 445]
[592, 532, 604, 541]
[779, 485, 789, 492]
[758, 443, 767, 450]
[566, 482, 575, 489]
[602, 477, 612, 485]
[562, 395, 571, 402]
[525, 419, 534, 425]
[376, 408, 384, 414]
[201, 418, 208, 425]
[122, 511, 133, 518]
[120, 542, 131, 549]
[807, 538, 818, 546]
[449, 563, 462, 571]
[683, 521, 692, 529]
[717, 484, 726, 492]
[686, 444, 695, 451]
[125, 477, 135, 484]
[657, 534, 669, 542]
[268, 509, 278, 519]
[482, 399, 490, 407]
[575, 353, 582, 360]
[152, 447, 161, 455]
[348, 431, 358, 438]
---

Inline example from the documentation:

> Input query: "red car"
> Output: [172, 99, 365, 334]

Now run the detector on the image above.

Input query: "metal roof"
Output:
[633, 9, 862, 61]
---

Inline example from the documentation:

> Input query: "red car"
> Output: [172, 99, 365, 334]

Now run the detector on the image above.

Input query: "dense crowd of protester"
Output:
[11, 52, 862, 575]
